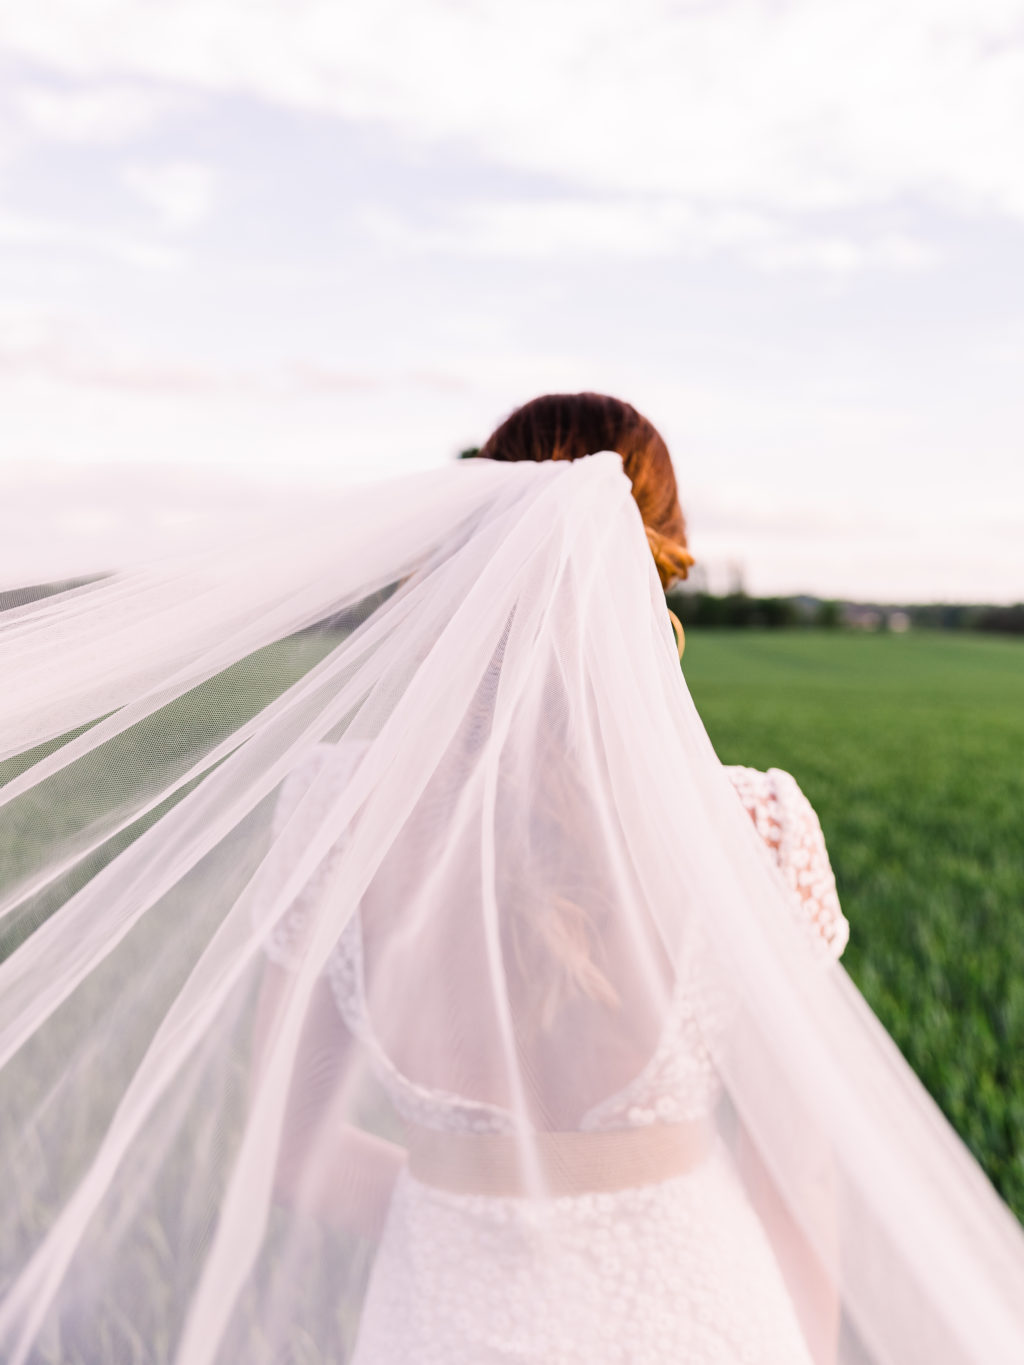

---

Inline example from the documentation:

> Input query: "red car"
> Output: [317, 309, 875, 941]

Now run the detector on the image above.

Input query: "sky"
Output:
[1, 0, 1022, 600]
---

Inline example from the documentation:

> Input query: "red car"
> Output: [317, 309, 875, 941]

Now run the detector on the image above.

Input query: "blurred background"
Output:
[1, 0, 1022, 602]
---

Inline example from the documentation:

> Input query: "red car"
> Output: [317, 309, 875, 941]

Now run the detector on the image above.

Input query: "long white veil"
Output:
[1, 451, 1022, 1364]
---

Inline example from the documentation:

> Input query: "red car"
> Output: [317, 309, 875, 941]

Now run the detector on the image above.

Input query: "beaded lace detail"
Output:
[324, 911, 519, 1137]
[263, 747, 848, 1137]
[723, 765, 850, 963]
[354, 1146, 814, 1365]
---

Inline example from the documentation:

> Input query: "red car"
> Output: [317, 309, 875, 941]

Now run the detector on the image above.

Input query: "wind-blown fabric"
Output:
[0, 452, 1022, 1364]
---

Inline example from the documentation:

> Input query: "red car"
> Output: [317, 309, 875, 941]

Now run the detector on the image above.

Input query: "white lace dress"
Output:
[265, 755, 849, 1365]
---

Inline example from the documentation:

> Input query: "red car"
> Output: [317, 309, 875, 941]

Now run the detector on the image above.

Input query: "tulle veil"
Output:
[1, 450, 1022, 1364]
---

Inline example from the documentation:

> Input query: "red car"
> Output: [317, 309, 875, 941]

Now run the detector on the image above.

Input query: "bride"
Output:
[0, 393, 1022, 1365]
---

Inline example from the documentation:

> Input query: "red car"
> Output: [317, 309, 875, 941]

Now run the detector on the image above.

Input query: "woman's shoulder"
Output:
[723, 764, 850, 963]
[722, 764, 816, 839]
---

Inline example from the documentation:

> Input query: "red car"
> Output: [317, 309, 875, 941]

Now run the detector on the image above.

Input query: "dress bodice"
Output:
[263, 746, 849, 1137]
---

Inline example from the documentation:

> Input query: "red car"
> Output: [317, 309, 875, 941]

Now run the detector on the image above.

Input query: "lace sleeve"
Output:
[724, 765, 849, 964]
[260, 741, 367, 969]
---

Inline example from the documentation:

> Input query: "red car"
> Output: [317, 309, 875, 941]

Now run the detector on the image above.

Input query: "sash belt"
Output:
[407, 1119, 715, 1198]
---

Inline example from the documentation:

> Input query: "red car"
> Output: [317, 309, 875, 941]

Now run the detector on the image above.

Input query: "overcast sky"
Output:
[1, 1, 1022, 599]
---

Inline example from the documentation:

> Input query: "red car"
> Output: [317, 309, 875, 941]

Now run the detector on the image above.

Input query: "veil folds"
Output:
[0, 452, 1022, 1364]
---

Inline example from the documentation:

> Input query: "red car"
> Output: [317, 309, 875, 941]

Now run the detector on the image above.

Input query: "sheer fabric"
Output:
[267, 752, 845, 1364]
[0, 451, 1022, 1365]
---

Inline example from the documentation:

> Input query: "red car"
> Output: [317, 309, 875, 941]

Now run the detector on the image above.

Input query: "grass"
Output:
[682, 629, 1024, 1218]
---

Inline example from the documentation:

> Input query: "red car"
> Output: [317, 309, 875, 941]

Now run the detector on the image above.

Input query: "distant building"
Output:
[843, 605, 883, 630]
[840, 604, 911, 632]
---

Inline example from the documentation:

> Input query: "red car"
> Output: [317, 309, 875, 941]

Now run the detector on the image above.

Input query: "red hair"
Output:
[479, 392, 692, 588]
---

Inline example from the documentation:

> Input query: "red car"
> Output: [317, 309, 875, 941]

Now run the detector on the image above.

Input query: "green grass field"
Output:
[682, 629, 1024, 1217]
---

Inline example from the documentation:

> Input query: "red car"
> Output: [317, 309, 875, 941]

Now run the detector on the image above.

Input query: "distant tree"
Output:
[457, 447, 481, 460]
[906, 603, 985, 630]
[975, 604, 1024, 635]
[666, 592, 1021, 634]
[755, 596, 800, 628]
[665, 590, 802, 629]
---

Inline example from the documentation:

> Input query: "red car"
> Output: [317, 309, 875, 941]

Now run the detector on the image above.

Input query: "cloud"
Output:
[365, 198, 941, 272]
[0, 306, 473, 396]
[12, 81, 177, 143]
[0, 207, 184, 269]
[0, 307, 224, 392]
[122, 159, 216, 231]
[1, 0, 1024, 225]
[286, 362, 470, 395]
[748, 229, 941, 274]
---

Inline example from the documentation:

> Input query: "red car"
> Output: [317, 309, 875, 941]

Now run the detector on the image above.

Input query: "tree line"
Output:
[665, 591, 1024, 635]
